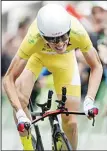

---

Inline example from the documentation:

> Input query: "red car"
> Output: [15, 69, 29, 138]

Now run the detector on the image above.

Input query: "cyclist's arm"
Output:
[82, 46, 103, 100]
[77, 28, 103, 100]
[3, 20, 39, 112]
[3, 54, 27, 112]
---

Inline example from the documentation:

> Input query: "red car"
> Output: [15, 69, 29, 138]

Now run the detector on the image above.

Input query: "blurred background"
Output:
[1, 1, 107, 150]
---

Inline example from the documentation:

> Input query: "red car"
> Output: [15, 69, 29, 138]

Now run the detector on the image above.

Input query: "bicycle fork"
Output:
[49, 115, 61, 150]
[29, 100, 44, 150]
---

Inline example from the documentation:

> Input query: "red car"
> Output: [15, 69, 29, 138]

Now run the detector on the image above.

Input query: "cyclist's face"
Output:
[48, 39, 69, 54]
[42, 30, 70, 54]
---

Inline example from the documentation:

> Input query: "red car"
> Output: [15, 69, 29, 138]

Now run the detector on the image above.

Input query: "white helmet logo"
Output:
[52, 32, 63, 36]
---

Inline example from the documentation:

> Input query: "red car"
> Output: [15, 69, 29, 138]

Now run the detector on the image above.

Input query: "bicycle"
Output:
[25, 87, 96, 150]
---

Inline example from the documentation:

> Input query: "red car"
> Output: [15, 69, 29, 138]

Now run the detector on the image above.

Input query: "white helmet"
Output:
[37, 4, 71, 37]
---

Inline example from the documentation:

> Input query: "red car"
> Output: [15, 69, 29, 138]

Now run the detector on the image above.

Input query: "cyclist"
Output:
[3, 4, 103, 150]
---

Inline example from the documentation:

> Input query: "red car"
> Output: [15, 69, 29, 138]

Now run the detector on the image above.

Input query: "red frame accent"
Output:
[32, 109, 62, 124]
[31, 109, 85, 124]
[43, 109, 62, 116]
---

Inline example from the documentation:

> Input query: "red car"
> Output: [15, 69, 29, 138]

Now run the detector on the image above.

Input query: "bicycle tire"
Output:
[53, 132, 72, 151]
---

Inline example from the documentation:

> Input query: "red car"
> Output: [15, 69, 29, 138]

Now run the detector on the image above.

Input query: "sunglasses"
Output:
[43, 30, 70, 44]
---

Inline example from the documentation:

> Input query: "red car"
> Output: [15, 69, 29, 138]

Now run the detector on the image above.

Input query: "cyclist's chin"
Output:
[55, 49, 66, 54]
[54, 45, 67, 54]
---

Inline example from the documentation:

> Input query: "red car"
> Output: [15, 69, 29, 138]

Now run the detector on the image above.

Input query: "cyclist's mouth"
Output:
[55, 44, 66, 51]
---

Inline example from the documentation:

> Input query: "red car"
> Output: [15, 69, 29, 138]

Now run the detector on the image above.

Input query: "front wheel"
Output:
[53, 132, 72, 151]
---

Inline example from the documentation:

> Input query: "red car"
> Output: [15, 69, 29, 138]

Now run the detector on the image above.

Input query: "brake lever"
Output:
[92, 116, 95, 126]
[24, 122, 31, 139]
[88, 109, 95, 126]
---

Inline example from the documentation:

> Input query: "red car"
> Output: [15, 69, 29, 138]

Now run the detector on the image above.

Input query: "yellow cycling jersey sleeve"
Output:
[69, 16, 93, 53]
[78, 30, 93, 52]
[17, 19, 44, 60]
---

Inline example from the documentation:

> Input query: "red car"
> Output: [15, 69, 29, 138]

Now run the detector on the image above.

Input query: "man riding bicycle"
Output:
[3, 4, 103, 150]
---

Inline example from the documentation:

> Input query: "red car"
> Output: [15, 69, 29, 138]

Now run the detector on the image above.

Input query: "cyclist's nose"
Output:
[56, 40, 64, 46]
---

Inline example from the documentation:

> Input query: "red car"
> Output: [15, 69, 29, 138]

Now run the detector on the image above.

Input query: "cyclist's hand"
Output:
[16, 109, 31, 132]
[83, 96, 98, 120]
